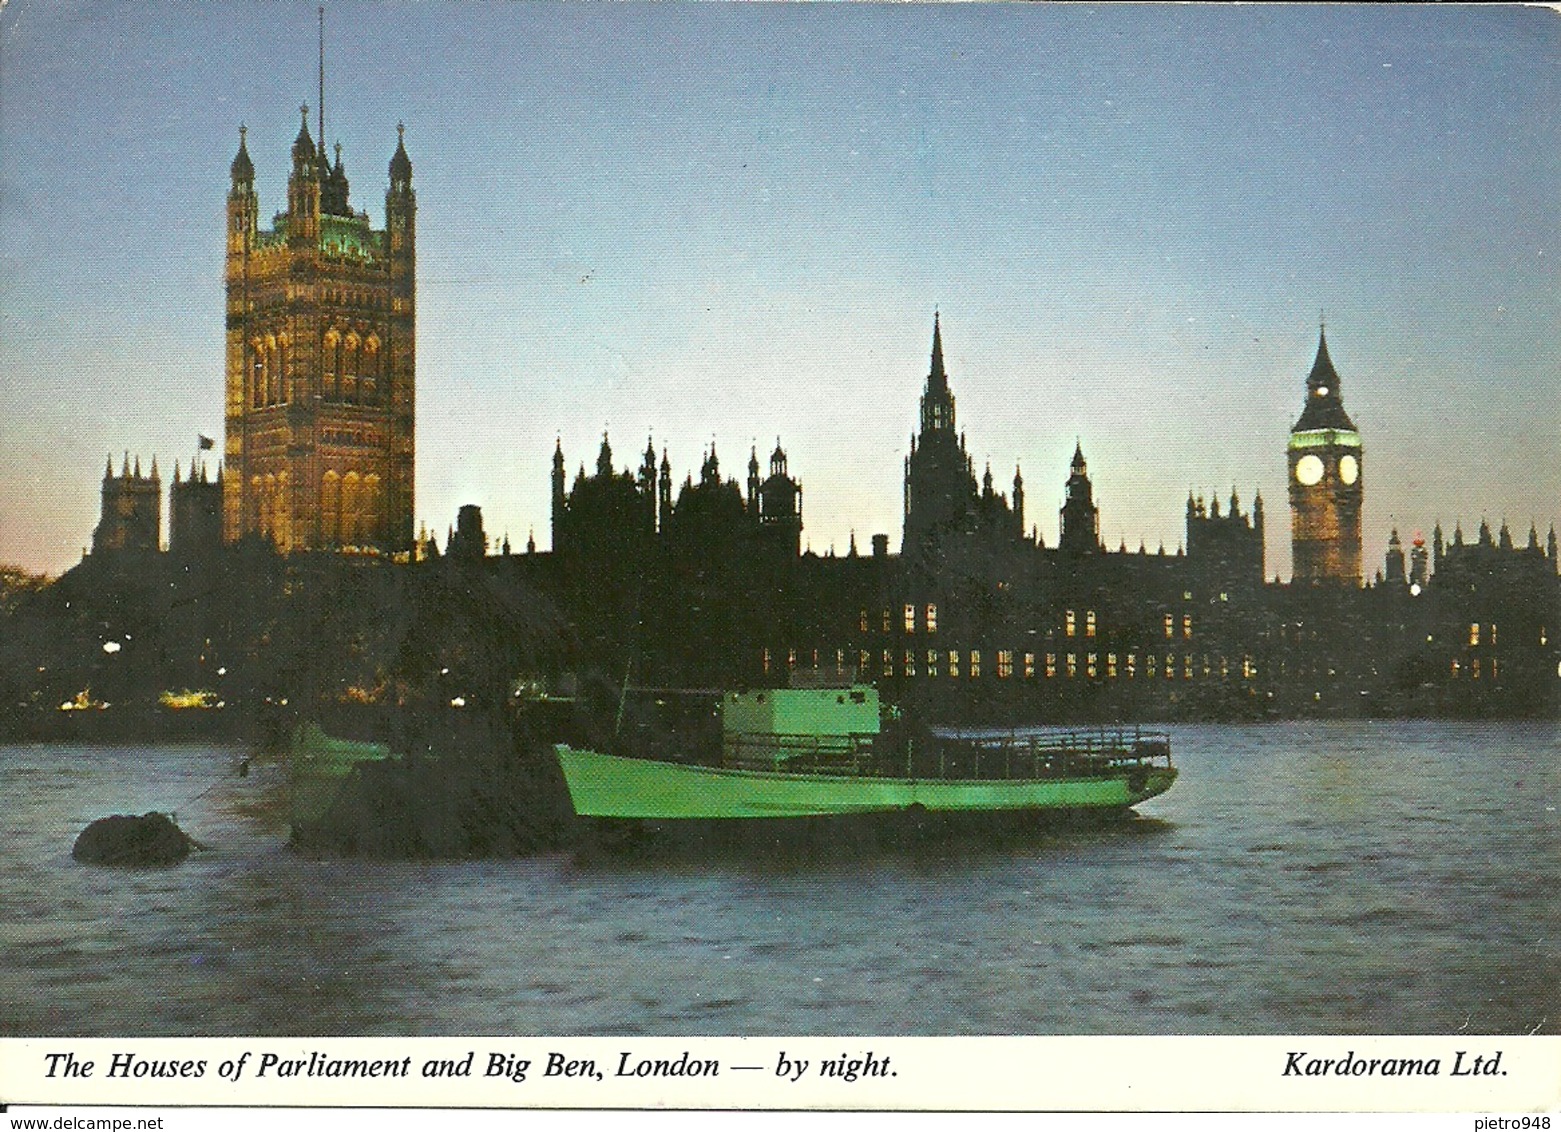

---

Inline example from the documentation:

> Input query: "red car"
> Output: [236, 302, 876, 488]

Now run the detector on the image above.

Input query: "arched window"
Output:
[323, 330, 340, 401]
[361, 335, 380, 404]
[251, 339, 265, 407]
[321, 471, 341, 546]
[343, 333, 360, 403]
[277, 332, 290, 404]
[363, 474, 382, 542]
[342, 472, 361, 545]
[273, 470, 291, 550]
[264, 335, 280, 405]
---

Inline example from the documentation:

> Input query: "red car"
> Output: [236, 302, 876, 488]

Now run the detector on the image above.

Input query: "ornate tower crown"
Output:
[1293, 326, 1357, 434]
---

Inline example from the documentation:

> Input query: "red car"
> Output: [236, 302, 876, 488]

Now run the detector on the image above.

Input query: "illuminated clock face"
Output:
[1295, 454, 1325, 486]
[1339, 454, 1359, 485]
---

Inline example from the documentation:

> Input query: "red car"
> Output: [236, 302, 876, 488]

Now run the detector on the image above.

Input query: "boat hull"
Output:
[554, 745, 1177, 820]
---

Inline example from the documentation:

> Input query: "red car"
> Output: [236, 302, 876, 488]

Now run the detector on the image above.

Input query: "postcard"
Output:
[0, 1, 1556, 1122]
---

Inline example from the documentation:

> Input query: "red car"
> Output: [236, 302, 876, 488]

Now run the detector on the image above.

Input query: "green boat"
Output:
[555, 685, 1176, 822]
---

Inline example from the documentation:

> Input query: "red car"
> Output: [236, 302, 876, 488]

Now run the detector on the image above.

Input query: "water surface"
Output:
[2, 721, 1556, 1035]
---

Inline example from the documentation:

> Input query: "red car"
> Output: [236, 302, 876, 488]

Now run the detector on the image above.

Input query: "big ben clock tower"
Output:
[1287, 326, 1363, 585]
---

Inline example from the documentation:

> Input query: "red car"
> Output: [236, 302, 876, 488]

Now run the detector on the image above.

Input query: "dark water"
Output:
[2, 722, 1557, 1036]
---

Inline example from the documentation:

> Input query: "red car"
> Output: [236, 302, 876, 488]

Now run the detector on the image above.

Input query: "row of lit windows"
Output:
[863, 605, 940, 634]
[858, 605, 1194, 641]
[1468, 623, 1497, 647]
[320, 289, 386, 310]
[1451, 658, 1499, 680]
[762, 647, 1255, 681]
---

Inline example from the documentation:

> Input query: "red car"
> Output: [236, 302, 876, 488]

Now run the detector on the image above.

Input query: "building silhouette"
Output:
[170, 461, 223, 557]
[222, 102, 416, 554]
[901, 314, 1024, 559]
[93, 454, 161, 554]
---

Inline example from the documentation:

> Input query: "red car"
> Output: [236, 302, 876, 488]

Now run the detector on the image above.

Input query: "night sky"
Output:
[2, 2, 1557, 577]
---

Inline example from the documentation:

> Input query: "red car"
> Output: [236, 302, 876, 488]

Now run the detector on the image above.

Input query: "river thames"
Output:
[2, 721, 1556, 1036]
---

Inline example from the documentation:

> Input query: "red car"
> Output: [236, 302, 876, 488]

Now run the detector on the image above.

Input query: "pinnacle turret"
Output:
[230, 125, 254, 184]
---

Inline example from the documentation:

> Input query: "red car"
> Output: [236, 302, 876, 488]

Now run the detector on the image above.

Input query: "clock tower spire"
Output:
[1287, 325, 1363, 585]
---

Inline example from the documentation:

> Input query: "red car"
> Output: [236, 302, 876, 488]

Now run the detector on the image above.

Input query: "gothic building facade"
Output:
[527, 316, 1554, 718]
[222, 107, 416, 554]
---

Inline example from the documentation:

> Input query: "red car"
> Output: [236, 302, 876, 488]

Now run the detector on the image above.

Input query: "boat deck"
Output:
[661, 725, 1173, 782]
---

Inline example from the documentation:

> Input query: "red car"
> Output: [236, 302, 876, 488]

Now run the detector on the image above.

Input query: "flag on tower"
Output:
[198, 435, 215, 450]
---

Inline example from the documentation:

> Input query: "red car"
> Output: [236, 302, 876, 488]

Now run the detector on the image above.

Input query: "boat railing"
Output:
[719, 725, 1172, 780]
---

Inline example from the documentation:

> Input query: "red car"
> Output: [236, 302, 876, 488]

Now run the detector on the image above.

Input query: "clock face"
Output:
[1295, 454, 1325, 486]
[1339, 454, 1359, 485]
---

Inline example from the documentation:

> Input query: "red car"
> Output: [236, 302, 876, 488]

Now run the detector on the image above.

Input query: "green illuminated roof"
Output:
[1288, 428, 1361, 450]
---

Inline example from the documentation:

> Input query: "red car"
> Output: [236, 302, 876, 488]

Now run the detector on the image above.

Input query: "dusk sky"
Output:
[1, 2, 1557, 578]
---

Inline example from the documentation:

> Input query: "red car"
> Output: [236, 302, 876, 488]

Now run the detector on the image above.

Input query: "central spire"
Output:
[918, 311, 956, 436]
[929, 310, 947, 391]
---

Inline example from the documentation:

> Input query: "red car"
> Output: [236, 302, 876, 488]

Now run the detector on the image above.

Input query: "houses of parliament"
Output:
[81, 99, 1560, 722]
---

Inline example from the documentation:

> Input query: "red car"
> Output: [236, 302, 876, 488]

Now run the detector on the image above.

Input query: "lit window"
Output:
[1220, 657, 1229, 678]
[1066, 653, 1077, 678]
[904, 649, 915, 678]
[1471, 658, 1480, 680]
[883, 649, 893, 678]
[1147, 655, 1157, 677]
[1085, 610, 1097, 638]
[788, 648, 797, 670]
[1203, 655, 1211, 677]
[1107, 653, 1118, 678]
[812, 649, 820, 670]
[883, 609, 892, 633]
[836, 649, 846, 678]
[970, 650, 981, 678]
[926, 604, 938, 634]
[1491, 658, 1499, 679]
[1183, 655, 1193, 679]
[762, 647, 770, 674]
[1065, 610, 1076, 637]
[1183, 615, 1193, 639]
[1219, 592, 1229, 602]
[1243, 657, 1255, 679]
[1045, 653, 1057, 678]
[905, 604, 916, 634]
[859, 649, 871, 675]
[927, 649, 939, 678]
[1024, 652, 1035, 679]
[1490, 624, 1497, 647]
[1127, 652, 1137, 678]
[1164, 614, 1174, 638]
[1451, 659, 1460, 678]
[1469, 623, 1480, 647]
[997, 650, 1013, 678]
[1540, 626, 1549, 646]
[949, 650, 960, 679]
[1087, 653, 1098, 678]
[1167, 655, 1176, 679]
[860, 610, 869, 633]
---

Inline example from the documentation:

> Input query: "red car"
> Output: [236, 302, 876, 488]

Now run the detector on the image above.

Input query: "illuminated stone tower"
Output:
[223, 67, 415, 553]
[1287, 327, 1362, 585]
